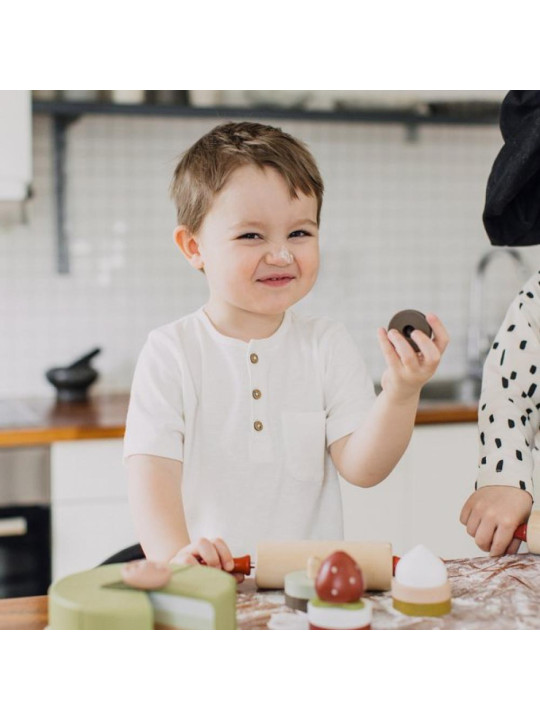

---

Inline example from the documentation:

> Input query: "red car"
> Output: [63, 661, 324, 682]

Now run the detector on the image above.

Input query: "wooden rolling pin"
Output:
[203, 511, 539, 585]
[255, 540, 394, 591]
[203, 541, 394, 591]
[514, 511, 540, 553]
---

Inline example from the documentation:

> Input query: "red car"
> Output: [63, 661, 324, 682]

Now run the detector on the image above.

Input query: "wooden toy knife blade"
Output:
[102, 555, 253, 590]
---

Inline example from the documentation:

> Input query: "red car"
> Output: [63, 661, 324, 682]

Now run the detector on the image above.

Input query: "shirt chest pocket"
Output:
[282, 411, 326, 484]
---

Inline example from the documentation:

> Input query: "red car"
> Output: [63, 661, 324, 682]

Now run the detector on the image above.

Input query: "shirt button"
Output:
[250, 353, 259, 364]
[253, 420, 263, 431]
[252, 389, 262, 399]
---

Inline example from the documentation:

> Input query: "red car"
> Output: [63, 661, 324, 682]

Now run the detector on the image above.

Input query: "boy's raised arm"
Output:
[330, 388, 420, 487]
[330, 314, 448, 487]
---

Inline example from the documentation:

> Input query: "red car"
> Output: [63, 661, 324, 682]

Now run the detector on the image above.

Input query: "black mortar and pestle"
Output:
[45, 348, 101, 402]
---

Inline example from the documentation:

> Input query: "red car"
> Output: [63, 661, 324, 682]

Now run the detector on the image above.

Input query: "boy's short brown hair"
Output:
[170, 122, 324, 233]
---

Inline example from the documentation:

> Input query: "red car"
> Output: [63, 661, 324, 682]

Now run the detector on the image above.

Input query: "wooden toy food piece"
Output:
[284, 556, 320, 612]
[513, 511, 540, 554]
[284, 571, 316, 611]
[308, 599, 373, 630]
[255, 540, 393, 590]
[388, 310, 432, 353]
[307, 551, 372, 629]
[48, 563, 237, 630]
[392, 545, 451, 617]
[315, 551, 364, 602]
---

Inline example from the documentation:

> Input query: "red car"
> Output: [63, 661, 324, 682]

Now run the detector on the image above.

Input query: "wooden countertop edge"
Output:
[0, 426, 125, 447]
[415, 404, 478, 425]
[0, 405, 478, 447]
[0, 596, 48, 630]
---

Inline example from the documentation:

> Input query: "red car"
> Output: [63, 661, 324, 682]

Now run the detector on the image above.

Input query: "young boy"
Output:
[124, 121, 448, 581]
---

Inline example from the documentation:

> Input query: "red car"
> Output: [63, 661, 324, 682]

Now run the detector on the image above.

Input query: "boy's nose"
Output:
[265, 246, 294, 265]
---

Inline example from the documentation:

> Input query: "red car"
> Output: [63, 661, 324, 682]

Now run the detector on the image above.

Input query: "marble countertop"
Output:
[1, 553, 537, 629]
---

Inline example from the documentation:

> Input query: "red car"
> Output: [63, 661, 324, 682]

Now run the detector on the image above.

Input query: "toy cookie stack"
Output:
[307, 551, 372, 630]
[284, 556, 320, 612]
[392, 544, 451, 617]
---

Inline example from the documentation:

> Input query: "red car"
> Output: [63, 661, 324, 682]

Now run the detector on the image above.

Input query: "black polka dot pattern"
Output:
[475, 273, 540, 497]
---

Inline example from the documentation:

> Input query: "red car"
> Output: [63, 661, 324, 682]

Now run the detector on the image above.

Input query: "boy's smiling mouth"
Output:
[256, 274, 295, 287]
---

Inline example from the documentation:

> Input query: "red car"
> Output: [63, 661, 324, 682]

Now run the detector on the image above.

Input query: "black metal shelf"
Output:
[32, 99, 501, 126]
[32, 99, 501, 274]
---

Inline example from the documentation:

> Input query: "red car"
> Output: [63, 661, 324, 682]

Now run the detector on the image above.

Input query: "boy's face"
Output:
[181, 164, 319, 320]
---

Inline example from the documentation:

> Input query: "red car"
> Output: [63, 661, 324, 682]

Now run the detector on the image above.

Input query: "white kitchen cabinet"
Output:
[51, 439, 137, 580]
[50, 424, 535, 581]
[406, 424, 481, 559]
[0, 90, 32, 201]
[340, 458, 412, 557]
[341, 423, 483, 560]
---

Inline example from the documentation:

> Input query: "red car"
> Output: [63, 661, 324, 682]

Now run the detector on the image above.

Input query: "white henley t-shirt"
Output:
[123, 308, 375, 557]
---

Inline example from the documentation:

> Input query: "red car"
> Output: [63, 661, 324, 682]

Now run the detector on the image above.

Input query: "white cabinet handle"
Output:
[0, 517, 28, 537]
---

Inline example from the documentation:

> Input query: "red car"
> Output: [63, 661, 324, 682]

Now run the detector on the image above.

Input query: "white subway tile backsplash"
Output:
[2, 112, 540, 398]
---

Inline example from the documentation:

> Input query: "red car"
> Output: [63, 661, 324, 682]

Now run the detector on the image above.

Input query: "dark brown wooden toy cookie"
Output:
[388, 310, 432, 353]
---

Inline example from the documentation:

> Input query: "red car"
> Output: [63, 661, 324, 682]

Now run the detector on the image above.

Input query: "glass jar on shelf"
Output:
[145, 90, 188, 105]
[187, 90, 222, 107]
[110, 90, 145, 104]
[60, 90, 100, 102]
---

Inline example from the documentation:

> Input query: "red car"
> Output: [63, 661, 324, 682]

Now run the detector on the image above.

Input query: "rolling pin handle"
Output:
[233, 555, 252, 576]
[513, 523, 528, 542]
[199, 554, 252, 575]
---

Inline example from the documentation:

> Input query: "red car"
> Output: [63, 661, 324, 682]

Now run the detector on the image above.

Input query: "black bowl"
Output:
[46, 365, 99, 402]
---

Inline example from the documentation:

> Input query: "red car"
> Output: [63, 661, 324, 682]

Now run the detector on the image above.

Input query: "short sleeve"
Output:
[322, 323, 376, 446]
[123, 329, 185, 462]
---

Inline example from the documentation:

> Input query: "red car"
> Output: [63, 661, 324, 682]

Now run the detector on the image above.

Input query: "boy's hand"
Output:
[171, 537, 246, 583]
[377, 313, 449, 403]
[460, 486, 533, 556]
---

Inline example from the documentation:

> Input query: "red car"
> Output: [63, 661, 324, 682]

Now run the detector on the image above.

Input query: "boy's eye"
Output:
[237, 229, 313, 240]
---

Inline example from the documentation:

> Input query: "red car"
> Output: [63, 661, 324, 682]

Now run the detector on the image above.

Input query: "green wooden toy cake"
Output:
[48, 561, 237, 630]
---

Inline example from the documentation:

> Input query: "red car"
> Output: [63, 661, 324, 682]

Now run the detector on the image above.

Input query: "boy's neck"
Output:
[203, 301, 286, 341]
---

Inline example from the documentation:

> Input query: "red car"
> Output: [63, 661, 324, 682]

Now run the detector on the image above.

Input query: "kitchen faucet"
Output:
[466, 248, 530, 388]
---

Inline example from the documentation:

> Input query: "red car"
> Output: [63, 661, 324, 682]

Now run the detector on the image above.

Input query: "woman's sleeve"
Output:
[476, 272, 540, 498]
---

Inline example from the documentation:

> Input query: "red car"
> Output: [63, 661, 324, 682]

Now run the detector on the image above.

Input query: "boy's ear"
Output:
[174, 226, 204, 270]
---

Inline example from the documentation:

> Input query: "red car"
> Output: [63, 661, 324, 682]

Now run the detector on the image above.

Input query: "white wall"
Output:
[2, 111, 540, 398]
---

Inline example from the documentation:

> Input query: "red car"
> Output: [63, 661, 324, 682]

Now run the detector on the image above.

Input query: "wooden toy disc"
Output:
[392, 597, 452, 617]
[388, 310, 432, 352]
